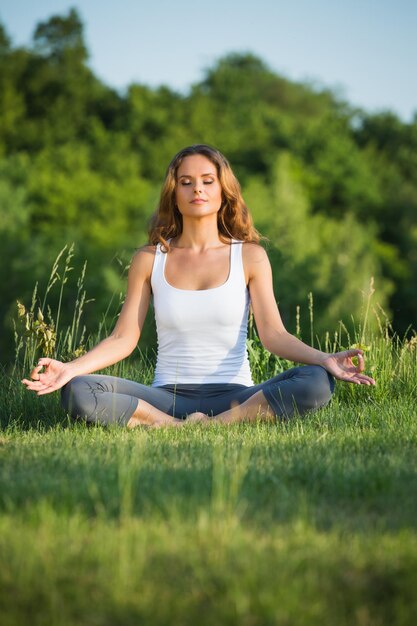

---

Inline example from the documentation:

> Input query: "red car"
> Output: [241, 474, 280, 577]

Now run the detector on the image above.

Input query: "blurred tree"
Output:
[0, 11, 416, 363]
[0, 21, 11, 53]
[7, 8, 120, 150]
[0, 24, 26, 154]
[32, 7, 87, 64]
[125, 84, 193, 180]
[244, 152, 393, 336]
[352, 111, 417, 332]
[295, 114, 382, 217]
[25, 142, 153, 248]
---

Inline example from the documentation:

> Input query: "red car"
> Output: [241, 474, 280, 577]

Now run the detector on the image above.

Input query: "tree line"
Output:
[1, 8, 416, 363]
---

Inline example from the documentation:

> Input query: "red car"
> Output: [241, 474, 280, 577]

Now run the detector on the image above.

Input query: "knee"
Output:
[303, 365, 335, 409]
[61, 376, 92, 421]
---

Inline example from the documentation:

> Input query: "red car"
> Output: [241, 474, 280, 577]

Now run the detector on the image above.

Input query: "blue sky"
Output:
[1, 0, 416, 121]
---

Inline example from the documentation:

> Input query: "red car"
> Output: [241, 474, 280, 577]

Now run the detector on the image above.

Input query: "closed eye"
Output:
[180, 179, 214, 186]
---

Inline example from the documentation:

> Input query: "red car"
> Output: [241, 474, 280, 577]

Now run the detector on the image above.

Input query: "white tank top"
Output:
[150, 240, 253, 386]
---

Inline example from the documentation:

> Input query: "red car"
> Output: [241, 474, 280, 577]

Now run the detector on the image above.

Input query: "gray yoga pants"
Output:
[60, 365, 335, 427]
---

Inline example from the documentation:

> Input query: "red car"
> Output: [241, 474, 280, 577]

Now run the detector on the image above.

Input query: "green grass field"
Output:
[1, 329, 417, 625]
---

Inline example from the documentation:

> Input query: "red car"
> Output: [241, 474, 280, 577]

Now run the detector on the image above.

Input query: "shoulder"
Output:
[242, 242, 269, 267]
[132, 244, 157, 259]
[242, 242, 268, 261]
[241, 242, 271, 282]
[129, 245, 157, 279]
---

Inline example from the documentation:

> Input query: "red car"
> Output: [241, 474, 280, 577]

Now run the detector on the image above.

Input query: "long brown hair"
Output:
[148, 144, 262, 251]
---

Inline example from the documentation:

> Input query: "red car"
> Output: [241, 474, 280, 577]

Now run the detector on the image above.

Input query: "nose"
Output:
[193, 180, 203, 194]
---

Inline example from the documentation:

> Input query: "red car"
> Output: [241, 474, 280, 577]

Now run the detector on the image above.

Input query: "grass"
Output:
[0, 247, 416, 625]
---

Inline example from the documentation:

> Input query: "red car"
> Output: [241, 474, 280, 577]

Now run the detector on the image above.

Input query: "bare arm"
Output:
[22, 246, 155, 394]
[65, 247, 154, 376]
[244, 244, 375, 385]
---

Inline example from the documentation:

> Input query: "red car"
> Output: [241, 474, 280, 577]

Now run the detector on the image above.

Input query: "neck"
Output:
[176, 216, 226, 251]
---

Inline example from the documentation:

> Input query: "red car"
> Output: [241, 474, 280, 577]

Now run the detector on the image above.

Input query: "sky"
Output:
[1, 0, 416, 121]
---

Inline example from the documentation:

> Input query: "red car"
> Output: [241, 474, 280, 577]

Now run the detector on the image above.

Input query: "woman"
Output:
[21, 144, 375, 428]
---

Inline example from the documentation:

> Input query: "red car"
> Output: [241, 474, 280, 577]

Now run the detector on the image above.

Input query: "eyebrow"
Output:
[178, 173, 216, 179]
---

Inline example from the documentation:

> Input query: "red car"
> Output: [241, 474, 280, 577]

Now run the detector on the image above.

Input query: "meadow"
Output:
[0, 252, 416, 625]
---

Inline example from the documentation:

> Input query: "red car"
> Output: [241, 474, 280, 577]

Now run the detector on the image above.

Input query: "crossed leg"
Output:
[127, 390, 272, 428]
[61, 366, 334, 429]
[128, 365, 334, 428]
[127, 399, 184, 429]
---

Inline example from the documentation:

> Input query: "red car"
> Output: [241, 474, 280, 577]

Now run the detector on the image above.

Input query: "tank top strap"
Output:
[230, 239, 246, 287]
[150, 242, 165, 288]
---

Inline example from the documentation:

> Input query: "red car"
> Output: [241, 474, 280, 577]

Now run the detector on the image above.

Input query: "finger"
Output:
[357, 375, 376, 385]
[36, 390, 54, 396]
[24, 375, 55, 389]
[36, 385, 59, 396]
[23, 383, 50, 393]
[356, 353, 365, 372]
[355, 375, 376, 385]
[21, 379, 46, 389]
[30, 356, 51, 372]
[37, 357, 51, 366]
[29, 365, 42, 379]
[337, 373, 364, 385]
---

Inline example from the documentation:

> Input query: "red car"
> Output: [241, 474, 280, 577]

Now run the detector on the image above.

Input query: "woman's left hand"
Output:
[321, 350, 376, 385]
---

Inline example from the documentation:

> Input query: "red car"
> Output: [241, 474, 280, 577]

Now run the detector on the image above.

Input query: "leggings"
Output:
[60, 365, 335, 427]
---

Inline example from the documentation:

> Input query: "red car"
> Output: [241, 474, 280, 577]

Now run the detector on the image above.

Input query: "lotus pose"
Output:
[22, 145, 375, 428]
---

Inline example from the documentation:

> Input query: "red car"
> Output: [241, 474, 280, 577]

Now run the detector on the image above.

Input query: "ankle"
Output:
[127, 416, 145, 429]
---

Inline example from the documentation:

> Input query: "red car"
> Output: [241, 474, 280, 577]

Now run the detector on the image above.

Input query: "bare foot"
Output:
[127, 416, 184, 429]
[186, 412, 210, 424]
[127, 399, 186, 429]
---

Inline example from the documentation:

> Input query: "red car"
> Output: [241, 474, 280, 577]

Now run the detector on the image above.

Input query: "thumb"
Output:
[345, 349, 365, 372]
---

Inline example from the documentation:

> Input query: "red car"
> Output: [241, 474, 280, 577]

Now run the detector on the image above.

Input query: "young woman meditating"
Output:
[22, 144, 375, 428]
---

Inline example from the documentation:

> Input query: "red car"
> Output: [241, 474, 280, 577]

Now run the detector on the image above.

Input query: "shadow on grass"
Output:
[1, 424, 416, 535]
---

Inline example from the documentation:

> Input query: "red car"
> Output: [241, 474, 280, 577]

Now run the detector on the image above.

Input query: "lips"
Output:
[190, 199, 207, 204]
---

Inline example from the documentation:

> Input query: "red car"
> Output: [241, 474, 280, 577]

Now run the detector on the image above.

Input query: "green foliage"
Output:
[0, 22, 11, 54]
[0, 8, 416, 363]
[26, 141, 153, 246]
[33, 7, 87, 64]
[245, 152, 393, 334]
[297, 115, 383, 216]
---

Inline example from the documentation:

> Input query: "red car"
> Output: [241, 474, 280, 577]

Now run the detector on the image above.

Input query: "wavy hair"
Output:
[148, 144, 263, 251]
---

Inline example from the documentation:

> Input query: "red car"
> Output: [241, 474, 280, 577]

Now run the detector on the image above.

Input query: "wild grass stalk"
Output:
[308, 291, 314, 347]
[12, 244, 125, 373]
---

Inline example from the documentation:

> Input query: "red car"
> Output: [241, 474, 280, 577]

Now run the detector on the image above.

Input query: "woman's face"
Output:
[175, 155, 223, 218]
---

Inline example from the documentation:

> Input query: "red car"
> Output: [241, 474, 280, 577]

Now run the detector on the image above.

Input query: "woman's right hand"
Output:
[21, 358, 77, 396]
